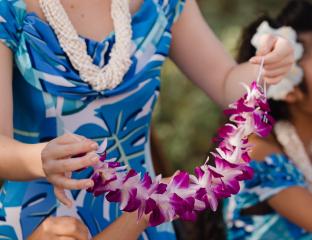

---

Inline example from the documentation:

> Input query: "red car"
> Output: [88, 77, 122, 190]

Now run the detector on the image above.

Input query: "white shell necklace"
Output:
[39, 0, 133, 91]
[274, 121, 312, 192]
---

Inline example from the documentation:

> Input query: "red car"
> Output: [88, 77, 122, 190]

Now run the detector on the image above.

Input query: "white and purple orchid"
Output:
[86, 81, 273, 226]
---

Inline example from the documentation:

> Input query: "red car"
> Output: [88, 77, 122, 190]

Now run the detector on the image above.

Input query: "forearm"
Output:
[223, 62, 259, 105]
[170, 0, 259, 108]
[0, 135, 46, 180]
[93, 212, 148, 240]
[170, 0, 292, 108]
[269, 187, 312, 232]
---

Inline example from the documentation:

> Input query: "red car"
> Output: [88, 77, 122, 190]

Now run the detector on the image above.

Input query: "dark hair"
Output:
[237, 0, 312, 121]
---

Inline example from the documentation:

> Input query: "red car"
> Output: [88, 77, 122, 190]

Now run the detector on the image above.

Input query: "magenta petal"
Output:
[208, 167, 224, 178]
[217, 125, 235, 139]
[145, 198, 157, 214]
[172, 171, 190, 189]
[99, 152, 107, 162]
[156, 183, 167, 194]
[201, 194, 218, 211]
[108, 162, 121, 168]
[194, 167, 204, 180]
[195, 188, 206, 199]
[180, 211, 197, 222]
[253, 110, 273, 137]
[225, 179, 240, 194]
[242, 152, 251, 163]
[236, 165, 254, 181]
[141, 173, 152, 189]
[123, 169, 138, 183]
[170, 193, 187, 215]
[123, 189, 141, 212]
[149, 207, 166, 227]
[170, 194, 195, 216]
[106, 190, 121, 202]
[215, 158, 238, 169]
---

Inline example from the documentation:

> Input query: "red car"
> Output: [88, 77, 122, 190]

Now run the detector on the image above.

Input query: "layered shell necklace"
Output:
[39, 0, 133, 91]
[274, 121, 312, 192]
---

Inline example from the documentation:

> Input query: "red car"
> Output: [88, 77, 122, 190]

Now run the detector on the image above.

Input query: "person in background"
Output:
[224, 1, 312, 239]
[0, 0, 294, 239]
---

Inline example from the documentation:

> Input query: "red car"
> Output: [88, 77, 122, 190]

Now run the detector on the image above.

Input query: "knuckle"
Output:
[41, 149, 49, 161]
[63, 133, 72, 139]
[42, 163, 50, 175]
[68, 218, 79, 231]
[41, 217, 53, 232]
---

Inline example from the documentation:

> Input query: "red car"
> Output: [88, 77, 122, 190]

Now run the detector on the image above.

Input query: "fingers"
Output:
[248, 35, 295, 85]
[250, 38, 294, 65]
[42, 133, 98, 161]
[55, 133, 86, 145]
[263, 58, 293, 71]
[50, 175, 94, 190]
[44, 153, 99, 174]
[263, 64, 292, 79]
[54, 187, 72, 207]
[44, 140, 98, 160]
[264, 76, 282, 85]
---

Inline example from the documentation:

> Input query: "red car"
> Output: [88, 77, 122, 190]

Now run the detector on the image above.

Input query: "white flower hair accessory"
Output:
[251, 21, 304, 100]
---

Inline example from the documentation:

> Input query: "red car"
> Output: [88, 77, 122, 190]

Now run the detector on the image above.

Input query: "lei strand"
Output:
[85, 61, 274, 226]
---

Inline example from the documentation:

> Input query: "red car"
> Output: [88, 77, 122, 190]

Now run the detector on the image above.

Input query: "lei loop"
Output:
[86, 61, 274, 226]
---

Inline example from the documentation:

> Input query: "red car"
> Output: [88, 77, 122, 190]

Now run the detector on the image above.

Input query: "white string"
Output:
[256, 57, 267, 97]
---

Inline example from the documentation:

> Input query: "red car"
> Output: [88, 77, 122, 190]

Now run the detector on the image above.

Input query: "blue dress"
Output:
[0, 0, 185, 239]
[223, 154, 312, 240]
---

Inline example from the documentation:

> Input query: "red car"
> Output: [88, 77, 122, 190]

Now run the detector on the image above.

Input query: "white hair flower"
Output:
[251, 21, 304, 100]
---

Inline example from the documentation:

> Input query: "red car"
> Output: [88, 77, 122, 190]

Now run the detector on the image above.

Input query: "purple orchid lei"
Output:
[86, 81, 274, 226]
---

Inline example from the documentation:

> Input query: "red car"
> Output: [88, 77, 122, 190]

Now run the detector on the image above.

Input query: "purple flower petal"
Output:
[171, 171, 190, 189]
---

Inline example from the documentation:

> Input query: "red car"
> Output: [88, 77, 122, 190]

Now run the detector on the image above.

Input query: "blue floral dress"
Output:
[0, 0, 185, 239]
[224, 154, 312, 240]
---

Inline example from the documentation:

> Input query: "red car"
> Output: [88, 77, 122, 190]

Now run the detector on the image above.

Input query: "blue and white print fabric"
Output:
[0, 0, 185, 239]
[224, 154, 312, 240]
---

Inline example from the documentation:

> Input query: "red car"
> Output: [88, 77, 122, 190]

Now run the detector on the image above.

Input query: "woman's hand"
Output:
[28, 216, 89, 240]
[42, 133, 99, 207]
[250, 34, 295, 84]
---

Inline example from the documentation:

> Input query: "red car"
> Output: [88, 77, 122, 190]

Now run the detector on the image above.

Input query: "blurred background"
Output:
[151, 0, 294, 239]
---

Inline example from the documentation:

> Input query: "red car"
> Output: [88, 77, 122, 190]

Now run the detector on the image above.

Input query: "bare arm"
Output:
[250, 136, 312, 232]
[0, 42, 46, 180]
[93, 212, 148, 240]
[170, 0, 293, 107]
[269, 187, 312, 232]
